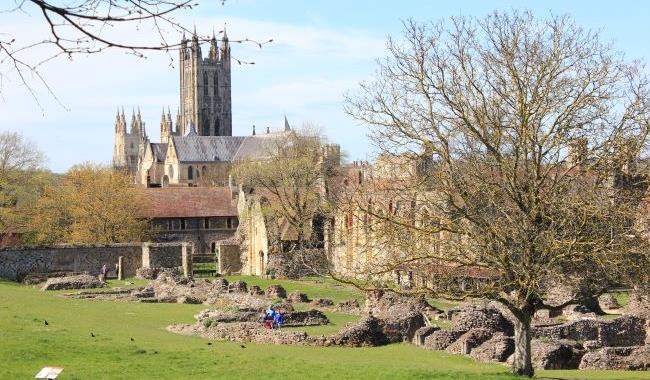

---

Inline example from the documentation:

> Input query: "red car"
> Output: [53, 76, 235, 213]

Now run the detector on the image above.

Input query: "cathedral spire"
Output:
[209, 28, 219, 61]
[284, 115, 291, 131]
[221, 25, 230, 59]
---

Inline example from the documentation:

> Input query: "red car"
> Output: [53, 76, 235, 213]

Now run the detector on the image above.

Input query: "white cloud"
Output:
[0, 9, 384, 171]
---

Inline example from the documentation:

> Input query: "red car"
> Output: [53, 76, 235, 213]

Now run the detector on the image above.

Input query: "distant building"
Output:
[137, 187, 238, 254]
[112, 30, 310, 188]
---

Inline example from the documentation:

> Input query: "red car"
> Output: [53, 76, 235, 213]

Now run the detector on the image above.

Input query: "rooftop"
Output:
[136, 187, 237, 218]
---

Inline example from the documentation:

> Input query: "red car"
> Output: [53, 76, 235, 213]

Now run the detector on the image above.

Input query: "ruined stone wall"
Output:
[0, 242, 192, 281]
[142, 242, 190, 269]
[0, 244, 142, 281]
[152, 229, 235, 255]
[217, 243, 242, 275]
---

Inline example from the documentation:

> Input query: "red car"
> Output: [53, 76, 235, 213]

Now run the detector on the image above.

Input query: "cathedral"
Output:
[112, 29, 292, 187]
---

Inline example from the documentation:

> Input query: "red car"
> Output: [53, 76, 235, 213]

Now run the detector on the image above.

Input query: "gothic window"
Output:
[180, 218, 186, 230]
[214, 118, 220, 135]
[203, 118, 210, 135]
[211, 242, 217, 253]
[168, 165, 174, 179]
[227, 217, 233, 229]
[213, 72, 218, 95]
[203, 75, 209, 96]
[188, 166, 193, 180]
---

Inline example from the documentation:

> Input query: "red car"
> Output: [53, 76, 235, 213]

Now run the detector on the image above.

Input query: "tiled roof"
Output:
[171, 131, 290, 163]
[172, 135, 246, 162]
[136, 187, 237, 218]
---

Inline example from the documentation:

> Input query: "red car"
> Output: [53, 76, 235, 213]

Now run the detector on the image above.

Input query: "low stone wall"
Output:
[142, 242, 190, 269]
[218, 242, 241, 275]
[0, 242, 192, 281]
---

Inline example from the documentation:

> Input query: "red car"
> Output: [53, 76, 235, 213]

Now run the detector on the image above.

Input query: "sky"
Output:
[1, 0, 650, 172]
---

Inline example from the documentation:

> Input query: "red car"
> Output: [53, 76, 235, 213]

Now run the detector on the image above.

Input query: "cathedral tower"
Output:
[113, 107, 147, 175]
[179, 29, 232, 136]
[160, 107, 173, 143]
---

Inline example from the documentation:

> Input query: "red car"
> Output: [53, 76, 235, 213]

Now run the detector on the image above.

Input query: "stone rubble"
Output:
[56, 274, 647, 371]
[41, 274, 105, 291]
[265, 284, 287, 299]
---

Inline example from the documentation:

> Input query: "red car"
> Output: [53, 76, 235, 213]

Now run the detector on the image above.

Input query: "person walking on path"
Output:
[99, 264, 108, 282]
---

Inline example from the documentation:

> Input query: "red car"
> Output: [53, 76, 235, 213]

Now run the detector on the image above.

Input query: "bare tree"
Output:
[344, 12, 650, 377]
[0, 1, 272, 108]
[234, 127, 335, 249]
[233, 126, 341, 277]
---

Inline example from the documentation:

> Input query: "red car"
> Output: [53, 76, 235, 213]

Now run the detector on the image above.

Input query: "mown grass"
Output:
[0, 279, 646, 380]
[223, 275, 365, 303]
[427, 297, 460, 311]
[609, 291, 630, 307]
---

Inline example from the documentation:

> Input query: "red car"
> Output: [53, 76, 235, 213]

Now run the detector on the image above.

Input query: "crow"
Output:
[239, 345, 246, 349]
[130, 337, 135, 342]
[90, 332, 95, 338]
[44, 320, 49, 326]
[207, 342, 212, 346]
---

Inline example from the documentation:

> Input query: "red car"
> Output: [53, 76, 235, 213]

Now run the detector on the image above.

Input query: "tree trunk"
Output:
[512, 315, 534, 377]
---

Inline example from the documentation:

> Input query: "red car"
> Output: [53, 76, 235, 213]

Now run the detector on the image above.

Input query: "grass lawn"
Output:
[223, 275, 365, 304]
[0, 279, 646, 380]
[609, 291, 630, 307]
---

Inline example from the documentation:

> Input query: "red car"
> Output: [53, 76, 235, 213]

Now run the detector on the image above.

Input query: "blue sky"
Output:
[1, 0, 649, 172]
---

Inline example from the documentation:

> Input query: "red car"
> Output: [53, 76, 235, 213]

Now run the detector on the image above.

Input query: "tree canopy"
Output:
[26, 163, 151, 245]
[345, 11, 650, 377]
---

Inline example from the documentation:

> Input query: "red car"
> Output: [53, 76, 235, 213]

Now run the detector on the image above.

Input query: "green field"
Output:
[0, 279, 646, 380]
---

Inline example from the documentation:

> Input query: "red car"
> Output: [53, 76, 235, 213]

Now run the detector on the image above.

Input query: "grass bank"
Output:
[0, 279, 645, 380]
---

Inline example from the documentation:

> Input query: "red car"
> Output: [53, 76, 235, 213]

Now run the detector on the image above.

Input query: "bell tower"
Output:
[179, 29, 232, 136]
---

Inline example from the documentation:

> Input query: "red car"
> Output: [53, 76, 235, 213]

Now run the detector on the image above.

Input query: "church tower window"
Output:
[203, 75, 209, 96]
[203, 118, 210, 135]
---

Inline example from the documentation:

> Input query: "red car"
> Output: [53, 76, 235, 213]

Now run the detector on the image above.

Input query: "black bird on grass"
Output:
[44, 320, 49, 326]
[130, 337, 135, 342]
[240, 345, 246, 349]
[207, 342, 212, 346]
[90, 332, 95, 338]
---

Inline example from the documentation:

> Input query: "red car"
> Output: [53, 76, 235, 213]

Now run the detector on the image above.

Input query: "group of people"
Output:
[261, 306, 284, 329]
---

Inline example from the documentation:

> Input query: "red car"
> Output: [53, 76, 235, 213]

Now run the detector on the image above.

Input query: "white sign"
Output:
[35, 367, 64, 379]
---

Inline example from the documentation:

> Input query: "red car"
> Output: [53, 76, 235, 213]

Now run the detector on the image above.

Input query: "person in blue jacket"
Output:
[273, 311, 284, 329]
